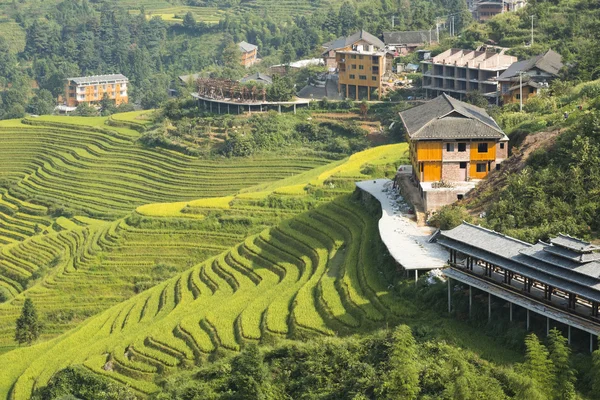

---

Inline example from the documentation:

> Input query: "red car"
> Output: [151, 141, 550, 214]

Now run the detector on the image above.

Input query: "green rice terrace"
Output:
[0, 113, 418, 398]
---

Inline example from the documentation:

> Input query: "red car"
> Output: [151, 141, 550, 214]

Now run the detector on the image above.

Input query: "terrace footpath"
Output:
[356, 179, 447, 279]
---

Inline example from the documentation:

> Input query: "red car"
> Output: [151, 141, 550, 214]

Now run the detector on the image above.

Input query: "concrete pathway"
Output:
[356, 179, 447, 273]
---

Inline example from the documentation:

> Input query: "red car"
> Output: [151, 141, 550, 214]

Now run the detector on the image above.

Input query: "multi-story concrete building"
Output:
[238, 41, 258, 67]
[421, 48, 517, 104]
[399, 94, 508, 212]
[336, 45, 393, 100]
[64, 74, 129, 107]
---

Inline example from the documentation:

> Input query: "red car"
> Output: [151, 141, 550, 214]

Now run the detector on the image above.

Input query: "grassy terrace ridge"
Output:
[0, 114, 529, 399]
[0, 113, 412, 397]
[0, 116, 333, 218]
[0, 194, 521, 399]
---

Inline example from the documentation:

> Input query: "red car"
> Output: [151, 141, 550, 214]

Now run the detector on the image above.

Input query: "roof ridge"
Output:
[461, 221, 533, 247]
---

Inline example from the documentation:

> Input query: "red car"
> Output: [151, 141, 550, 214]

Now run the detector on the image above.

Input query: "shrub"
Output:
[430, 205, 472, 230]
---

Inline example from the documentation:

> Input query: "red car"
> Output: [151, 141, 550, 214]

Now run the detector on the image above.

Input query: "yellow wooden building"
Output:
[399, 94, 509, 211]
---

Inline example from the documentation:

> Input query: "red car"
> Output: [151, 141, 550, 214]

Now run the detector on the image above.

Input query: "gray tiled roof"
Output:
[438, 222, 600, 301]
[240, 72, 273, 84]
[323, 30, 385, 53]
[383, 30, 432, 45]
[238, 41, 258, 53]
[543, 245, 600, 264]
[399, 94, 505, 140]
[67, 74, 128, 85]
[498, 49, 563, 81]
[551, 234, 600, 253]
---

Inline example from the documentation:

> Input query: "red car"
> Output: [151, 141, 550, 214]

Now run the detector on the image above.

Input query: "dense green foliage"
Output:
[0, 0, 467, 118]
[458, 0, 600, 80]
[486, 107, 600, 242]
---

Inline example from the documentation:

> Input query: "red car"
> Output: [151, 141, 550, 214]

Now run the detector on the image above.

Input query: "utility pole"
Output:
[519, 70, 524, 112]
[530, 15, 535, 46]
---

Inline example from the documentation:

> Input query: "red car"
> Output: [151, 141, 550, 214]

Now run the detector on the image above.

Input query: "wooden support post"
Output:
[527, 309, 530, 331]
[218, 102, 221, 114]
[278, 105, 281, 114]
[355, 85, 358, 101]
[469, 286, 472, 318]
[228, 104, 230, 114]
[448, 278, 452, 313]
[414, 269, 418, 284]
[293, 104, 296, 114]
[509, 302, 513, 322]
[591, 333, 594, 354]
[488, 292, 491, 322]
[568, 325, 571, 345]
[210, 101, 213, 113]
[546, 317, 550, 336]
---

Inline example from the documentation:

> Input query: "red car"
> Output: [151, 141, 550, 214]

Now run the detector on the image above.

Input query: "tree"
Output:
[267, 75, 295, 102]
[522, 333, 555, 399]
[359, 100, 369, 119]
[15, 298, 40, 345]
[100, 93, 117, 116]
[222, 40, 241, 69]
[28, 89, 55, 115]
[547, 329, 576, 400]
[183, 11, 196, 31]
[74, 103, 98, 116]
[338, 1, 357, 36]
[227, 344, 272, 399]
[464, 91, 489, 108]
[281, 43, 294, 66]
[592, 345, 600, 395]
[378, 325, 420, 399]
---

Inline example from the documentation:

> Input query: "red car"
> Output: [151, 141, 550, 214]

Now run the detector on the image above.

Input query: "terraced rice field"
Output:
[0, 114, 409, 398]
[0, 195, 413, 399]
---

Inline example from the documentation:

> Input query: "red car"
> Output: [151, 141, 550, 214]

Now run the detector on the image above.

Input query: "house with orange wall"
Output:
[399, 94, 508, 212]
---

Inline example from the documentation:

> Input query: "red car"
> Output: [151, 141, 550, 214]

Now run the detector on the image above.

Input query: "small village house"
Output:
[382, 30, 438, 56]
[240, 73, 273, 85]
[64, 74, 129, 107]
[238, 41, 258, 67]
[321, 30, 386, 70]
[399, 94, 508, 212]
[498, 49, 563, 104]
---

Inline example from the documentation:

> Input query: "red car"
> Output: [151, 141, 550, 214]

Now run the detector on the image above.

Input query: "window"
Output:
[496, 164, 501, 171]
[372, 56, 379, 63]
[446, 143, 455, 152]
[351, 55, 357, 59]
[500, 143, 505, 149]
[359, 75, 367, 80]
[477, 143, 488, 153]
[349, 74, 355, 79]
[372, 76, 377, 81]
[458, 143, 466, 152]
[459, 162, 467, 169]
[352, 64, 357, 70]
[516, 93, 521, 100]
[358, 55, 363, 60]
[476, 163, 486, 173]
[372, 66, 379, 73]
[359, 65, 364, 70]
[457, 194, 464, 200]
